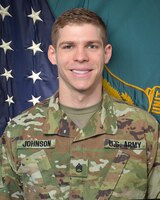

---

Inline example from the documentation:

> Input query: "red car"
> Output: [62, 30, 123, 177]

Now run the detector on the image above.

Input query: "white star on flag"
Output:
[27, 40, 43, 55]
[27, 8, 43, 24]
[27, 71, 42, 83]
[1, 68, 13, 81]
[0, 1, 59, 135]
[28, 95, 41, 106]
[0, 39, 13, 54]
[5, 95, 14, 106]
[0, 4, 12, 21]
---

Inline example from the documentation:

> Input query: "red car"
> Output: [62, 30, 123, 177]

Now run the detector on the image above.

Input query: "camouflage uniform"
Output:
[0, 92, 160, 200]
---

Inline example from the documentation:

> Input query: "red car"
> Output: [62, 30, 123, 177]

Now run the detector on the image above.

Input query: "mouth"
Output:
[71, 69, 92, 74]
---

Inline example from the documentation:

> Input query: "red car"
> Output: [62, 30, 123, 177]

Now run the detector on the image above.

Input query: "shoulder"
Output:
[111, 96, 158, 126]
[2, 95, 56, 139]
[102, 92, 159, 135]
[111, 97, 159, 166]
[104, 94, 159, 140]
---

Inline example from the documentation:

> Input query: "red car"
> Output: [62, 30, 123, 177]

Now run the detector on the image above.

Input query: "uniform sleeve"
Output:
[147, 123, 160, 199]
[0, 137, 24, 200]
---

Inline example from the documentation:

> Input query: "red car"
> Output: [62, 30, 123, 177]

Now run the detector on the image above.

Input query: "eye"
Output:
[87, 44, 99, 49]
[62, 44, 74, 49]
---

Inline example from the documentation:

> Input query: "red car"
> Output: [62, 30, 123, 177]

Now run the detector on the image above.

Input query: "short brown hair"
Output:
[51, 8, 107, 47]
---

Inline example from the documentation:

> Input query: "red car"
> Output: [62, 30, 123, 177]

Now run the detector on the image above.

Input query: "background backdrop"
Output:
[0, 0, 160, 135]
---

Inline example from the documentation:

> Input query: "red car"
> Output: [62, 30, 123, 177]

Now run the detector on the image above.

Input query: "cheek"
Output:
[56, 54, 67, 68]
[93, 55, 105, 69]
[56, 58, 69, 76]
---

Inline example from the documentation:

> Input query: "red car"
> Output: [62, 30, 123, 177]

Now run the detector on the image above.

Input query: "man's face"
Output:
[49, 23, 112, 94]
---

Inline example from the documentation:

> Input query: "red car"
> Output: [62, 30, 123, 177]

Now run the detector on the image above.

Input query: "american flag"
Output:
[0, 0, 58, 135]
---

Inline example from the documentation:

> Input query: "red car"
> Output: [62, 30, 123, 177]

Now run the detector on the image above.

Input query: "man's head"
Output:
[48, 8, 112, 104]
[51, 8, 107, 47]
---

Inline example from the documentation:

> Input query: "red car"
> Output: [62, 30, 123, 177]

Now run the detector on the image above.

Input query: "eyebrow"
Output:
[58, 41, 74, 47]
[58, 40, 102, 47]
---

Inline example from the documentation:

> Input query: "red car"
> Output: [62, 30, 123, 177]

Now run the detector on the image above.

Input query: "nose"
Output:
[74, 47, 89, 62]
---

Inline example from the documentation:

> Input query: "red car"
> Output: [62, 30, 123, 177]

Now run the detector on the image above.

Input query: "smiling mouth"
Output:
[71, 69, 92, 74]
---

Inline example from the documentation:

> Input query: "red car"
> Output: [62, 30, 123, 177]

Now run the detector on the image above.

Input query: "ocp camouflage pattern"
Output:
[0, 92, 160, 200]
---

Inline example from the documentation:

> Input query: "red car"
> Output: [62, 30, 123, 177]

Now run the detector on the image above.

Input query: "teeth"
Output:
[72, 70, 89, 74]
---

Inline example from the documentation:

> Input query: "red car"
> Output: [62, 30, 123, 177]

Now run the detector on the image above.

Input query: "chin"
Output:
[73, 87, 88, 92]
[76, 89, 88, 92]
[75, 86, 94, 93]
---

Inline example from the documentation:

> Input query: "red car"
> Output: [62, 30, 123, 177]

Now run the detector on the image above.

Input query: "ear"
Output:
[48, 45, 57, 65]
[104, 44, 112, 64]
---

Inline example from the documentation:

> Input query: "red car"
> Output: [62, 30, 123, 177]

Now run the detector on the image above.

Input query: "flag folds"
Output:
[0, 0, 58, 135]
[1, 0, 160, 136]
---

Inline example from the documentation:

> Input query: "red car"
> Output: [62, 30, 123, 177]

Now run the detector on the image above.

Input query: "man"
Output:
[0, 8, 160, 200]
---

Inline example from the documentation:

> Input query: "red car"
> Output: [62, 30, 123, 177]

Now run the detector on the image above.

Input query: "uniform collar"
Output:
[42, 91, 118, 140]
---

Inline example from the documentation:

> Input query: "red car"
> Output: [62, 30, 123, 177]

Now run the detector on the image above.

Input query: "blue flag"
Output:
[0, 0, 58, 135]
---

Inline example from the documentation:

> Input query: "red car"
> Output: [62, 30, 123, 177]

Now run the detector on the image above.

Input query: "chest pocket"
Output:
[96, 139, 147, 200]
[97, 149, 130, 199]
[17, 140, 62, 200]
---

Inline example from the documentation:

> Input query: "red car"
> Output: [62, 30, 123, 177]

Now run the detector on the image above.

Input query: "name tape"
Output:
[104, 139, 146, 150]
[17, 139, 56, 148]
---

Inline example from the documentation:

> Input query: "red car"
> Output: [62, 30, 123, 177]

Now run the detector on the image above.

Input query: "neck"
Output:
[59, 85, 102, 108]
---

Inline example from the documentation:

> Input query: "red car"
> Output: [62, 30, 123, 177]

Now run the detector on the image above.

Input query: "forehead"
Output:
[57, 23, 103, 43]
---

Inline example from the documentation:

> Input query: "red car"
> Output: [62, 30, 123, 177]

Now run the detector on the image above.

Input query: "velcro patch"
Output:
[70, 159, 88, 178]
[104, 139, 146, 150]
[17, 139, 56, 149]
